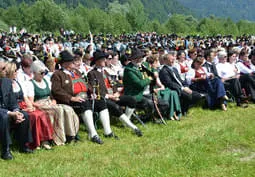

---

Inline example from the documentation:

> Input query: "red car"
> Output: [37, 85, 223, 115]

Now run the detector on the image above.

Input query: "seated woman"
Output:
[27, 60, 79, 146]
[51, 50, 116, 145]
[147, 55, 182, 120]
[236, 49, 255, 103]
[5, 62, 54, 150]
[187, 57, 228, 111]
[174, 50, 190, 82]
[216, 51, 247, 107]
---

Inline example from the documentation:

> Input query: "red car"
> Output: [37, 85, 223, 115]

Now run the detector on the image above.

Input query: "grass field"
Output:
[0, 103, 255, 177]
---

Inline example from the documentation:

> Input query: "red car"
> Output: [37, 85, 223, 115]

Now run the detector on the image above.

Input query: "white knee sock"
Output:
[125, 107, 135, 120]
[99, 109, 112, 135]
[81, 110, 98, 138]
[119, 114, 137, 130]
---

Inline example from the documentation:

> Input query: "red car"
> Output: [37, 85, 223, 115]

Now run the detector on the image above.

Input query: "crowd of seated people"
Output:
[0, 30, 255, 160]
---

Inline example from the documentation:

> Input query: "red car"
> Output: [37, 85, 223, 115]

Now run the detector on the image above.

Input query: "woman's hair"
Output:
[177, 50, 185, 59]
[227, 50, 235, 62]
[146, 55, 158, 65]
[191, 57, 203, 69]
[44, 54, 56, 72]
[5, 62, 17, 79]
[239, 48, 248, 57]
[31, 60, 48, 73]
[188, 48, 197, 57]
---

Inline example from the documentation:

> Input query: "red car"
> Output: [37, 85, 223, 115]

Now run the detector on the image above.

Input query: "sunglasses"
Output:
[39, 70, 48, 75]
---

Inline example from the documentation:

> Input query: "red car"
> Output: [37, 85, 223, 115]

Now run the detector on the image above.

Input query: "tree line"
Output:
[0, 0, 254, 36]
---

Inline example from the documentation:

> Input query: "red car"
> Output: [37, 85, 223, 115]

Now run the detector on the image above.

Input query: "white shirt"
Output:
[216, 62, 236, 79]
[236, 61, 253, 74]
[250, 63, 255, 72]
[16, 69, 34, 97]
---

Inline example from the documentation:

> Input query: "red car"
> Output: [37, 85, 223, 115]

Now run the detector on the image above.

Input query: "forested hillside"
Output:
[0, 0, 193, 23]
[1, 0, 254, 22]
[0, 0, 254, 35]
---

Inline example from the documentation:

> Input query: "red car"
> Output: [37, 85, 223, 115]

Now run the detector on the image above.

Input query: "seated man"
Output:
[0, 59, 32, 160]
[123, 48, 169, 121]
[88, 50, 142, 136]
[51, 50, 113, 145]
[159, 51, 202, 115]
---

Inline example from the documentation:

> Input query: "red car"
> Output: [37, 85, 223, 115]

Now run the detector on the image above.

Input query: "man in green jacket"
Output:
[123, 48, 169, 121]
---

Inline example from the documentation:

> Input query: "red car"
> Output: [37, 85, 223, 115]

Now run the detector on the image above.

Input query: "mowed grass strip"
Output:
[0, 103, 254, 177]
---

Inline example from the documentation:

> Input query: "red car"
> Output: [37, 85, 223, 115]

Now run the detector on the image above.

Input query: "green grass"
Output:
[1, 103, 255, 177]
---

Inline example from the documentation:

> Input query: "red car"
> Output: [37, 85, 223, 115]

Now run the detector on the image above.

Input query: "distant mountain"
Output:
[177, 0, 255, 21]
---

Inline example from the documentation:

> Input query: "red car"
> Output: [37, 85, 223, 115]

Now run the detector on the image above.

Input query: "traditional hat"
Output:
[59, 50, 74, 63]
[128, 48, 145, 60]
[90, 50, 109, 66]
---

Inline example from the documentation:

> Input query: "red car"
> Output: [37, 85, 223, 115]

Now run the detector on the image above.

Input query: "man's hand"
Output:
[51, 99, 57, 105]
[71, 96, 85, 103]
[209, 73, 214, 79]
[183, 87, 193, 94]
[8, 111, 25, 124]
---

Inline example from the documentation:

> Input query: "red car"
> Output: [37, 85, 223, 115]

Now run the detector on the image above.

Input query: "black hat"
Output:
[90, 50, 109, 66]
[74, 49, 83, 57]
[59, 50, 74, 63]
[128, 48, 145, 60]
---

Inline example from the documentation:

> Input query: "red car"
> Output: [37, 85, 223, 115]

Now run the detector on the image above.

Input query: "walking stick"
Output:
[92, 78, 100, 128]
[141, 64, 167, 125]
[92, 79, 98, 113]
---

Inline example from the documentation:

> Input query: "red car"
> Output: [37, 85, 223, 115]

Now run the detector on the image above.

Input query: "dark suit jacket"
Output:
[159, 65, 184, 95]
[0, 78, 19, 113]
[202, 61, 219, 77]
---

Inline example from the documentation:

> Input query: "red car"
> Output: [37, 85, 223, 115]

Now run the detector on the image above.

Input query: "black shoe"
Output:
[20, 147, 33, 154]
[237, 102, 249, 108]
[104, 132, 120, 140]
[1, 151, 13, 160]
[66, 136, 75, 144]
[91, 135, 104, 144]
[134, 129, 143, 137]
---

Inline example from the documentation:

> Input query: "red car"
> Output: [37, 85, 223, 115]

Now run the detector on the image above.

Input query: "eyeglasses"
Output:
[0, 66, 6, 71]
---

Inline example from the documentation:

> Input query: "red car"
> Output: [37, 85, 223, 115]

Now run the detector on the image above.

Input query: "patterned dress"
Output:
[13, 80, 53, 149]
[31, 78, 79, 145]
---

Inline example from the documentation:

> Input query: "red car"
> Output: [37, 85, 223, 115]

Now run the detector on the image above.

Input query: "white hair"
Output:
[31, 60, 48, 73]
